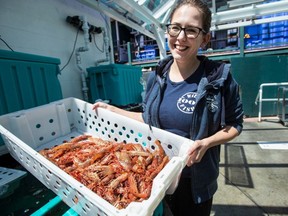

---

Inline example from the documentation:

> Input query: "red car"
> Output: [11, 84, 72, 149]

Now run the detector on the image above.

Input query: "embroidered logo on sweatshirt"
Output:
[177, 92, 197, 114]
[206, 93, 218, 112]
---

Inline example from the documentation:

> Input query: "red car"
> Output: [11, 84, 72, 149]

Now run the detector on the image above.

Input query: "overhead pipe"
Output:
[76, 0, 156, 39]
[211, 1, 288, 27]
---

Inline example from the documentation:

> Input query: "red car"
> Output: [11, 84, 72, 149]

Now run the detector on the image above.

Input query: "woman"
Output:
[93, 0, 244, 215]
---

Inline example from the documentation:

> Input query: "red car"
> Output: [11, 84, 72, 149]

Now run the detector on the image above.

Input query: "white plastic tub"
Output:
[0, 97, 192, 216]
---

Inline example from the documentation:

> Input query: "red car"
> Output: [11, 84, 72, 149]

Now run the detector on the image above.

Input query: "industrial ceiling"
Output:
[77, 0, 288, 58]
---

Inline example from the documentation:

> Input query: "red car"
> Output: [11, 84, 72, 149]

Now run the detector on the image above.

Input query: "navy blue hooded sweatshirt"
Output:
[142, 55, 244, 203]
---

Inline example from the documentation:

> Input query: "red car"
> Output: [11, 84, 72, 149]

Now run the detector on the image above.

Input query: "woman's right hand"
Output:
[92, 101, 112, 111]
[92, 101, 144, 123]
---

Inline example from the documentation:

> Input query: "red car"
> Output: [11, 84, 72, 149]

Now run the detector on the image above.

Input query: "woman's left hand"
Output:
[186, 126, 240, 167]
[186, 139, 209, 167]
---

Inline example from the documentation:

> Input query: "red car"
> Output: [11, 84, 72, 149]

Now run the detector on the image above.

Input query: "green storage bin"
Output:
[0, 49, 63, 152]
[87, 64, 143, 106]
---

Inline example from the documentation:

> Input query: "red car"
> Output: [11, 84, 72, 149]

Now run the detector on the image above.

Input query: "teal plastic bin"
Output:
[153, 201, 164, 216]
[0, 50, 62, 115]
[87, 64, 143, 106]
[0, 49, 63, 153]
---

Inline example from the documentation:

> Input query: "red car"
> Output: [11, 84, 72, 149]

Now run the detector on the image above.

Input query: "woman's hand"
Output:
[186, 139, 209, 167]
[92, 101, 113, 111]
[92, 101, 144, 123]
[185, 126, 240, 167]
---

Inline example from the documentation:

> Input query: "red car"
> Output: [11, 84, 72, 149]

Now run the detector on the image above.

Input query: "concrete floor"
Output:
[211, 117, 288, 216]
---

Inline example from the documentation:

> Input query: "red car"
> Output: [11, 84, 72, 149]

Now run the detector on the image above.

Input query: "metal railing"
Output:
[255, 82, 288, 122]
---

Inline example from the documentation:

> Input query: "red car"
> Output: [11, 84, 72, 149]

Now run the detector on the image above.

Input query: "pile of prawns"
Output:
[39, 134, 169, 209]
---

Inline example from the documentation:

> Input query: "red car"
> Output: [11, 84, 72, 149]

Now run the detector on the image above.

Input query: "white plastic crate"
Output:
[0, 97, 193, 216]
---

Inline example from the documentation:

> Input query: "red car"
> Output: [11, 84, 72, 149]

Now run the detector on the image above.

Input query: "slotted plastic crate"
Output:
[0, 97, 192, 216]
[87, 64, 143, 106]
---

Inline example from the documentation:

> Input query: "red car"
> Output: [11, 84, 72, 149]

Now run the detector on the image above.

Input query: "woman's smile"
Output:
[174, 44, 189, 51]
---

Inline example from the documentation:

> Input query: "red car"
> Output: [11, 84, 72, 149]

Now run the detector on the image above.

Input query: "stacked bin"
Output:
[135, 45, 157, 61]
[261, 0, 287, 47]
[261, 15, 271, 48]
[270, 13, 285, 46]
[243, 0, 288, 48]
[244, 25, 262, 48]
[87, 64, 143, 106]
[246, 15, 287, 49]
[284, 15, 288, 44]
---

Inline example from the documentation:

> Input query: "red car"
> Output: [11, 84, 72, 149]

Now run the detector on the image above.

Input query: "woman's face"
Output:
[168, 5, 209, 62]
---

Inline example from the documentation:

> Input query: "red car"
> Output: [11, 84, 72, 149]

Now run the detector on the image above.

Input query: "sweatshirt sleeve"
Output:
[224, 72, 244, 134]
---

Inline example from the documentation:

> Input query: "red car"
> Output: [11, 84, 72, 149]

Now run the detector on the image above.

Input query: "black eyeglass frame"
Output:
[165, 24, 207, 39]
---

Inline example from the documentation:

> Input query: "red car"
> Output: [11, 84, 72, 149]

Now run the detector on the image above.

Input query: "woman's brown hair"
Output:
[169, 0, 212, 33]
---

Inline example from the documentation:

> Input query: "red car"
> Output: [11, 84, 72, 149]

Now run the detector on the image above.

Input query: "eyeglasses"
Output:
[166, 24, 206, 39]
